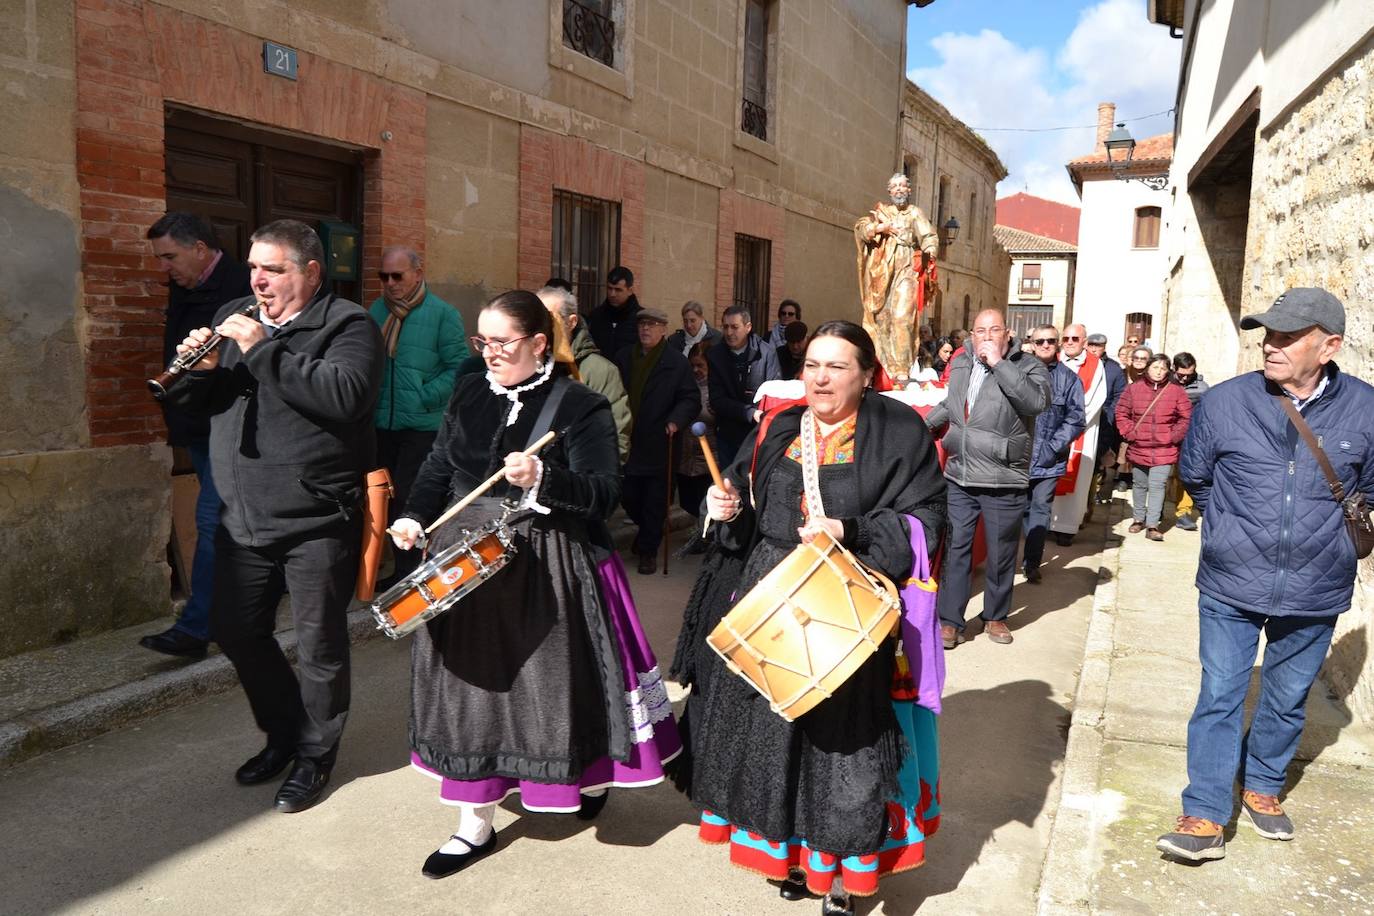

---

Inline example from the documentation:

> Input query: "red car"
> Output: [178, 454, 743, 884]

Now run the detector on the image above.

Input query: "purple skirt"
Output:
[412, 552, 682, 811]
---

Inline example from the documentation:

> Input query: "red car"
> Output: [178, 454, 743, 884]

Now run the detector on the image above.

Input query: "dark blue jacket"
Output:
[1030, 360, 1086, 479]
[707, 333, 781, 463]
[1101, 357, 1126, 430]
[1180, 366, 1374, 617]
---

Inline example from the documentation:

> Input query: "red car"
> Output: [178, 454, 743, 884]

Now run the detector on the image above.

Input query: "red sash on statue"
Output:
[1055, 351, 1100, 496]
[914, 256, 937, 315]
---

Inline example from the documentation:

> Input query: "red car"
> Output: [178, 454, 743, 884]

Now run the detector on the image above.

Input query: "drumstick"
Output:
[691, 421, 725, 490]
[386, 430, 558, 540]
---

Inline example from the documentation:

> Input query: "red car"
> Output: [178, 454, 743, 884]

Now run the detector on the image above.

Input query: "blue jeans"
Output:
[175, 442, 222, 641]
[1181, 594, 1337, 823]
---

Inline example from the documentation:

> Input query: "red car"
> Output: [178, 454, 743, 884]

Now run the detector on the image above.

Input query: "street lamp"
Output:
[1102, 122, 1168, 191]
[941, 216, 960, 245]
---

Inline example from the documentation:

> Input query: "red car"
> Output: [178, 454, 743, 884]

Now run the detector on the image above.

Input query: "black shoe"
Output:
[138, 627, 208, 660]
[637, 554, 657, 575]
[273, 757, 333, 813]
[1024, 565, 1042, 583]
[821, 894, 854, 915]
[575, 790, 609, 821]
[1053, 532, 1075, 546]
[422, 831, 499, 879]
[779, 868, 813, 901]
[235, 745, 296, 786]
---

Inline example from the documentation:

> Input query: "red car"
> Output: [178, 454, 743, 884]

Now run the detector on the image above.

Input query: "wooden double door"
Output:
[164, 108, 364, 301]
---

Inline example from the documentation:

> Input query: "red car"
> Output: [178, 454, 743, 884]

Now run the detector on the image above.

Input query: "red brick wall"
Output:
[75, 0, 425, 446]
[517, 125, 645, 297]
[715, 190, 786, 327]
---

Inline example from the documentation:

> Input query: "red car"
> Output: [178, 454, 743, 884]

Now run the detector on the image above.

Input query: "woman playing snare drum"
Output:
[673, 321, 946, 915]
[389, 290, 678, 879]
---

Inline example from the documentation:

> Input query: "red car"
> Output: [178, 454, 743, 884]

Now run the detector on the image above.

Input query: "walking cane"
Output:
[663, 429, 676, 575]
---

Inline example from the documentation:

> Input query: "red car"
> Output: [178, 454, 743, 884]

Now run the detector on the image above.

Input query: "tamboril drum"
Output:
[371, 521, 515, 639]
[707, 529, 900, 721]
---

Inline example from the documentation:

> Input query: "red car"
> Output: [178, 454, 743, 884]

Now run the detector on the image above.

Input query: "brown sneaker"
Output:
[1241, 790, 1294, 840]
[1146, 528, 1164, 541]
[1156, 815, 1225, 861]
[941, 624, 964, 650]
[1128, 521, 1146, 534]
[982, 620, 1013, 644]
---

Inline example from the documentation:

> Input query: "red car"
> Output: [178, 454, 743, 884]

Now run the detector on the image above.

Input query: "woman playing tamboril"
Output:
[673, 321, 947, 915]
[389, 290, 678, 879]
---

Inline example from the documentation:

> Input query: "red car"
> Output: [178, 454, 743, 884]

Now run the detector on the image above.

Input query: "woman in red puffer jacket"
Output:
[1116, 354, 1192, 541]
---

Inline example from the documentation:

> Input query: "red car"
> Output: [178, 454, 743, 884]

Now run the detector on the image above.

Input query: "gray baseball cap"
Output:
[1239, 287, 1345, 336]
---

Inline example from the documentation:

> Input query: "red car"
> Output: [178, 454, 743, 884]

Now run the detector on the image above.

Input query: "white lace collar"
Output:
[487, 359, 554, 426]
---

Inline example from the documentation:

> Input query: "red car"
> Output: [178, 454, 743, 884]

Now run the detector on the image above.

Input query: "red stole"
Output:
[1055, 351, 1100, 496]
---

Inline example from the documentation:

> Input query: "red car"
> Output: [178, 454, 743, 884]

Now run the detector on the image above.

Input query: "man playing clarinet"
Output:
[167, 219, 382, 813]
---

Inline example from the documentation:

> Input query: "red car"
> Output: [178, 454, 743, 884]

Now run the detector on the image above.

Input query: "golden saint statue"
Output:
[854, 173, 939, 383]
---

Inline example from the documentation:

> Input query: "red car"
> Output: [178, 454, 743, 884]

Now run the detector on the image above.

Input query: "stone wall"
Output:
[642, 168, 718, 315]
[1243, 35, 1374, 724]
[0, 2, 170, 658]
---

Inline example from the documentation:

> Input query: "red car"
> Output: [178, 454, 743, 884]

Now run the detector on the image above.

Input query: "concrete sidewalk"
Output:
[1038, 502, 1374, 914]
[0, 509, 694, 769]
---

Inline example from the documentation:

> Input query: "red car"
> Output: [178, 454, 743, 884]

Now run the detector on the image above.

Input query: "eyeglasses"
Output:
[1131, 357, 1149, 363]
[377, 271, 408, 282]
[469, 335, 530, 355]
[1032, 337, 1057, 346]
[1061, 335, 1082, 342]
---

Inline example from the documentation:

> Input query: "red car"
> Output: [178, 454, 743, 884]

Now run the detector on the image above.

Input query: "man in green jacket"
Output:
[538, 284, 632, 462]
[370, 245, 468, 584]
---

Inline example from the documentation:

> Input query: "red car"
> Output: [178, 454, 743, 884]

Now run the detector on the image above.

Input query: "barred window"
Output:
[551, 189, 622, 314]
[733, 233, 772, 330]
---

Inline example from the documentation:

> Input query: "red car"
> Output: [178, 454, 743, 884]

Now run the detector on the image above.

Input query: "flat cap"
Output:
[1085, 333, 1108, 345]
[636, 307, 670, 325]
[1239, 287, 1345, 336]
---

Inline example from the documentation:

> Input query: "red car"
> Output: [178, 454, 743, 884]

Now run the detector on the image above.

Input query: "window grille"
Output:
[733, 233, 772, 330]
[563, 0, 615, 68]
[551, 189, 622, 314]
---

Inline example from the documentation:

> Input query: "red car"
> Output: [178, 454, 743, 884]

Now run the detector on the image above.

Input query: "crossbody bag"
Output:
[1275, 395, 1374, 559]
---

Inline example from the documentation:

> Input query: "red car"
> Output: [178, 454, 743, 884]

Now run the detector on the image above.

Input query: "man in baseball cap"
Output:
[1158, 286, 1374, 863]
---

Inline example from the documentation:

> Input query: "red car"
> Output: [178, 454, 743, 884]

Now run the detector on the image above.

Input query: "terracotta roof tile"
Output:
[993, 225, 1077, 253]
[1069, 131, 1174, 165]
[994, 192, 1080, 245]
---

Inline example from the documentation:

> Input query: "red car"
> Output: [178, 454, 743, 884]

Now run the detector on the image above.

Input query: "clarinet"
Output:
[147, 301, 259, 400]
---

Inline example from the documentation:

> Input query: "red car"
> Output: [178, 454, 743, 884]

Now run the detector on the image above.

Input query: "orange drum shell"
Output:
[377, 532, 509, 633]
[707, 531, 899, 721]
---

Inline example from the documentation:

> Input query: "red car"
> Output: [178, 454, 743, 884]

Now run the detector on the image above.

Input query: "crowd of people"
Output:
[137, 210, 1372, 909]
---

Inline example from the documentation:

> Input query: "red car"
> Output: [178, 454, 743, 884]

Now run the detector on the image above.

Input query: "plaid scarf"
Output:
[380, 280, 427, 357]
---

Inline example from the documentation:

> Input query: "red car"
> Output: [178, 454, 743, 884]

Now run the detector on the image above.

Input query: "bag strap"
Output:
[1135, 386, 1168, 428]
[1274, 395, 1346, 501]
[525, 374, 571, 452]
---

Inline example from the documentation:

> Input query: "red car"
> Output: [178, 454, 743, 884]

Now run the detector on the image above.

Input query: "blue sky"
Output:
[906, 0, 1182, 204]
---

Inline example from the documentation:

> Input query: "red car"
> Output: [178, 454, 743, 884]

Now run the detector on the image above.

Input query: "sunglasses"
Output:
[1131, 357, 1149, 363]
[469, 335, 530, 355]
[377, 271, 408, 282]
[1061, 335, 1082, 342]
[1032, 337, 1057, 346]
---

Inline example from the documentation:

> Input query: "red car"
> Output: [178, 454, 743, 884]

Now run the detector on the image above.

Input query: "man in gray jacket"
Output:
[926, 309, 1051, 648]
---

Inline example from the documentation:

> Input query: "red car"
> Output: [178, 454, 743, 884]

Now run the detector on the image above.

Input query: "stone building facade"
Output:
[900, 81, 1009, 335]
[0, 0, 920, 656]
[1149, 0, 1374, 724]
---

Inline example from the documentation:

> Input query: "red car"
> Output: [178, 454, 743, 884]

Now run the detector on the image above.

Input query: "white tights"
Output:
[438, 803, 496, 852]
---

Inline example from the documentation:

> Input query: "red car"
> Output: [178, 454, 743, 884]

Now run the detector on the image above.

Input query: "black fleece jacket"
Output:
[166, 291, 383, 547]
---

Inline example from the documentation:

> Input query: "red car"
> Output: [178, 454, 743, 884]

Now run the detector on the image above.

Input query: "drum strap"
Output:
[798, 409, 826, 523]
[525, 374, 571, 451]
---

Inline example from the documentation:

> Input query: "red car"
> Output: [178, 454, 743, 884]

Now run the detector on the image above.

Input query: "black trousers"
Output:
[211, 520, 359, 759]
[677, 472, 711, 520]
[377, 427, 438, 581]
[937, 482, 1027, 630]
[623, 472, 669, 556]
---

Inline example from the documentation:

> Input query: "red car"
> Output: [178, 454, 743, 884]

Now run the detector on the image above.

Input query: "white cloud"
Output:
[908, 0, 1181, 205]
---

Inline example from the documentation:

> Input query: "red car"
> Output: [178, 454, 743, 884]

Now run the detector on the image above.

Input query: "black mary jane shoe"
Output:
[235, 745, 296, 786]
[273, 757, 332, 813]
[422, 832, 499, 879]
[820, 893, 854, 916]
[778, 869, 814, 901]
[575, 790, 609, 821]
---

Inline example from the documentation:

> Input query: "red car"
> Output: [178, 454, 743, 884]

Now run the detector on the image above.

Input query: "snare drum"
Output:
[707, 529, 899, 721]
[372, 522, 515, 639]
